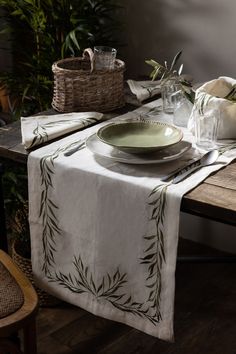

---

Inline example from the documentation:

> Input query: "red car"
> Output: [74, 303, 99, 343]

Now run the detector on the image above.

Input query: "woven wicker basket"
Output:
[11, 241, 60, 307]
[52, 48, 125, 113]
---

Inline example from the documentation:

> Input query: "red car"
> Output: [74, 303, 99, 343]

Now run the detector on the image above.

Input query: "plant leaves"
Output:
[170, 50, 182, 72]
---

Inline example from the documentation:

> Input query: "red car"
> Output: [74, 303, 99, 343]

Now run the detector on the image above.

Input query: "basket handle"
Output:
[82, 48, 95, 72]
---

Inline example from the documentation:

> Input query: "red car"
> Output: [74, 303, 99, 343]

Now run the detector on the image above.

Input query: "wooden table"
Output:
[1, 120, 236, 225]
[1, 117, 236, 261]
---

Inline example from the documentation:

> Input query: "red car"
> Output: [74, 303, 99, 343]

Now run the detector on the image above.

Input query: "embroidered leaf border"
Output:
[39, 140, 86, 274]
[140, 183, 169, 319]
[38, 141, 167, 325]
[28, 117, 100, 148]
[48, 255, 158, 325]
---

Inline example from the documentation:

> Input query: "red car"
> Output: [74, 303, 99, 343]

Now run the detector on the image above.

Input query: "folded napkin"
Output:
[21, 111, 103, 149]
[126, 80, 161, 103]
[188, 76, 236, 139]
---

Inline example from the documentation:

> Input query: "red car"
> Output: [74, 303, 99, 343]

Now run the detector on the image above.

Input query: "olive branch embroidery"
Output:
[140, 83, 160, 98]
[39, 140, 86, 275]
[141, 106, 162, 118]
[194, 91, 212, 115]
[48, 255, 158, 324]
[140, 183, 169, 322]
[28, 117, 100, 148]
[218, 142, 236, 156]
[138, 143, 236, 322]
[38, 143, 170, 325]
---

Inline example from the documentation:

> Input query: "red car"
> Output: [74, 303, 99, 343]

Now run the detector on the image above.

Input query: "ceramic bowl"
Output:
[96, 120, 183, 154]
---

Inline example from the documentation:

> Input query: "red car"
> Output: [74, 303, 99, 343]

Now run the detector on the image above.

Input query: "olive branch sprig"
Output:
[49, 254, 159, 325]
[29, 123, 48, 149]
[28, 116, 100, 149]
[218, 142, 236, 156]
[48, 255, 127, 296]
[38, 141, 160, 324]
[145, 51, 195, 104]
[140, 183, 170, 321]
[145, 50, 183, 82]
[39, 140, 86, 274]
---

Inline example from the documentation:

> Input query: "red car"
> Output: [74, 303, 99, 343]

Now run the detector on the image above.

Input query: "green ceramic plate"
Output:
[97, 120, 183, 154]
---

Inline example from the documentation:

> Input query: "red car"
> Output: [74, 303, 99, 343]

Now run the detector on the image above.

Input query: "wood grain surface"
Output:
[1, 120, 236, 224]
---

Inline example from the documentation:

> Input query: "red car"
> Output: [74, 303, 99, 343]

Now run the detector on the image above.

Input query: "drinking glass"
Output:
[173, 92, 193, 127]
[194, 109, 219, 150]
[161, 78, 181, 114]
[94, 46, 117, 70]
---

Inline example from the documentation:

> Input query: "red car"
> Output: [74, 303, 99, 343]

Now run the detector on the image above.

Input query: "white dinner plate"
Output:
[86, 133, 191, 164]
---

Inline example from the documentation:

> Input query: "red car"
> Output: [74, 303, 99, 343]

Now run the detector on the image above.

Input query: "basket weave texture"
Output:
[12, 241, 60, 307]
[52, 50, 125, 113]
[0, 261, 24, 318]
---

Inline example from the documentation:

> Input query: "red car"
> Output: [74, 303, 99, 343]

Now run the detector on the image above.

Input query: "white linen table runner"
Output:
[28, 100, 236, 341]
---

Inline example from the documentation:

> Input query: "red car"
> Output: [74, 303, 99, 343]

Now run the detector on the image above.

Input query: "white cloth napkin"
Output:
[188, 76, 236, 139]
[27, 101, 236, 341]
[127, 80, 161, 103]
[21, 111, 103, 149]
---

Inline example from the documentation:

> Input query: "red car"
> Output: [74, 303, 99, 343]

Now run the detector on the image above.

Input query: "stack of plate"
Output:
[86, 120, 191, 164]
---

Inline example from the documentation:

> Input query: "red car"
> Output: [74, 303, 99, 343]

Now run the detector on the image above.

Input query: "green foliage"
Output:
[145, 51, 195, 104]
[2, 162, 31, 257]
[145, 50, 183, 82]
[0, 0, 121, 118]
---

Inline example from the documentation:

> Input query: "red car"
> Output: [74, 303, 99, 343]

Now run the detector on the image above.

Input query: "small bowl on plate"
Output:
[96, 120, 183, 154]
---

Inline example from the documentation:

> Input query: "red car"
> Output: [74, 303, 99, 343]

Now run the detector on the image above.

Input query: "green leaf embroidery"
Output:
[37, 142, 172, 325]
[28, 117, 100, 148]
[141, 183, 169, 321]
[39, 140, 86, 274]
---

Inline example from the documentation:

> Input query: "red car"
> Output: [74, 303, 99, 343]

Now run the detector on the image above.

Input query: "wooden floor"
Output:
[35, 239, 236, 354]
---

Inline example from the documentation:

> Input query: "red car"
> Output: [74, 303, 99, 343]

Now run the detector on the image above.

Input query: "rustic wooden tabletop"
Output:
[1, 119, 236, 226]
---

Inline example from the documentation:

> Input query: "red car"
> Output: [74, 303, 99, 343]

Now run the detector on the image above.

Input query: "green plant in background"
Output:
[3, 162, 30, 258]
[145, 51, 195, 104]
[0, 0, 122, 257]
[0, 0, 121, 119]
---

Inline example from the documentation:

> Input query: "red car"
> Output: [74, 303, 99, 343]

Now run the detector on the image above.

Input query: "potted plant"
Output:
[0, 0, 122, 119]
[1, 0, 122, 252]
[3, 163, 29, 254]
[1, 0, 122, 304]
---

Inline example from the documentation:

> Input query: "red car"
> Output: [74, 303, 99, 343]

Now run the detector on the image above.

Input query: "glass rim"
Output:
[94, 46, 117, 54]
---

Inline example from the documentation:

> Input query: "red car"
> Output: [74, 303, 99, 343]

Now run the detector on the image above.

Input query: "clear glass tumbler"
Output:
[94, 46, 117, 70]
[161, 78, 181, 114]
[173, 92, 193, 127]
[194, 109, 219, 150]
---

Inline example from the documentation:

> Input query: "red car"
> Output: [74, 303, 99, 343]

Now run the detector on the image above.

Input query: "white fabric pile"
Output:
[188, 76, 236, 139]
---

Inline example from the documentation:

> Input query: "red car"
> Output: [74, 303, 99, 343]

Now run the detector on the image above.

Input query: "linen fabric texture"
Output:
[188, 76, 236, 139]
[127, 80, 161, 102]
[27, 101, 236, 341]
[21, 111, 103, 149]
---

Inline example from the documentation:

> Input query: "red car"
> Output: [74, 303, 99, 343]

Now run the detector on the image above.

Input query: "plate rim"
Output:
[96, 120, 183, 153]
[86, 133, 191, 165]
